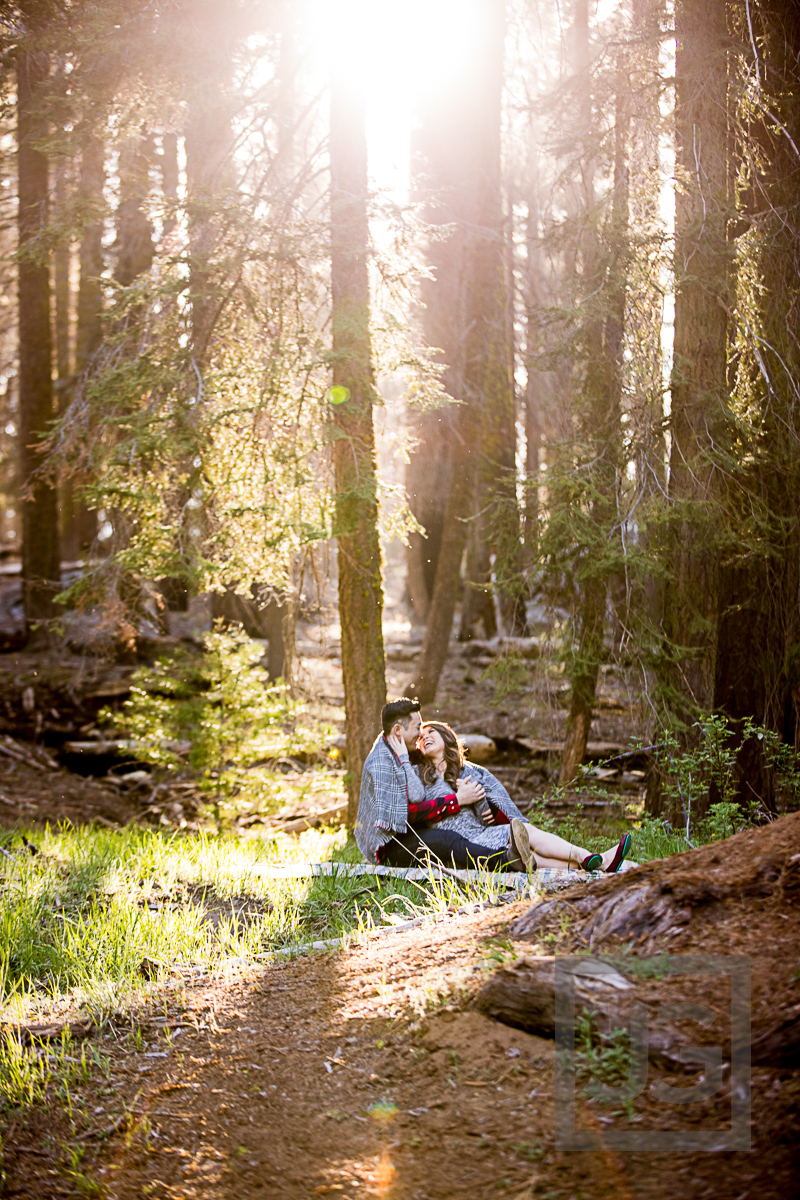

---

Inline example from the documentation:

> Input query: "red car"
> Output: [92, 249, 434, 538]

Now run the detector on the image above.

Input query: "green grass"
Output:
[0, 799, 732, 1028]
[0, 822, 515, 1024]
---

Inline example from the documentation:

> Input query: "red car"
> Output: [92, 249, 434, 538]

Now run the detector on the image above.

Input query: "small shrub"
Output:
[103, 623, 327, 822]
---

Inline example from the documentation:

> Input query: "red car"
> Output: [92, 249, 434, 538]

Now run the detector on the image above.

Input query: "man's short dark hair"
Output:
[381, 697, 420, 736]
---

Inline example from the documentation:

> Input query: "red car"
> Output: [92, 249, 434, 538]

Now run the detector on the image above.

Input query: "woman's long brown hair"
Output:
[419, 722, 466, 790]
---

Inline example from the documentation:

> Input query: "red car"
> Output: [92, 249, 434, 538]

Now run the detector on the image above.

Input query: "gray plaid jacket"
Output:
[354, 734, 424, 862]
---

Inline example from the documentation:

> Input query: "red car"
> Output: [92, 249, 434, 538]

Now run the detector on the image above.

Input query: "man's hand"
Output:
[387, 731, 409, 760]
[456, 776, 485, 806]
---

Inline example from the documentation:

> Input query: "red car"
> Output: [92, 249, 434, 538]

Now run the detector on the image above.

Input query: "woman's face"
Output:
[419, 726, 446, 759]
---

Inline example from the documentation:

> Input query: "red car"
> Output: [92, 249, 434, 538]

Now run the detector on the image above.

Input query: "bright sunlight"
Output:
[311, 0, 487, 191]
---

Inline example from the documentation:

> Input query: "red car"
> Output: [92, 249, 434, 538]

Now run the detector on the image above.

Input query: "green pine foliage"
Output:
[101, 625, 326, 821]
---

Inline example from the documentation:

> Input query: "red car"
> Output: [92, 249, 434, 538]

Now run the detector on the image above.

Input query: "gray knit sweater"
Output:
[418, 762, 525, 850]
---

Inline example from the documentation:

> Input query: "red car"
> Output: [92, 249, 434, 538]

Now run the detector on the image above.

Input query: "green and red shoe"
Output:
[604, 833, 632, 874]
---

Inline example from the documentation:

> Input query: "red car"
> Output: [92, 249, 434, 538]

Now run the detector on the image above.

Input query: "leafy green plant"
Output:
[479, 651, 530, 704]
[701, 800, 741, 843]
[654, 715, 800, 843]
[572, 1009, 632, 1093]
[103, 624, 321, 823]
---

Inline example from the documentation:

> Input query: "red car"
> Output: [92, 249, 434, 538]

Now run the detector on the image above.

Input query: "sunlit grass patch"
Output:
[0, 822, 510, 1021]
[0, 1027, 110, 1114]
[0, 794, 707, 1028]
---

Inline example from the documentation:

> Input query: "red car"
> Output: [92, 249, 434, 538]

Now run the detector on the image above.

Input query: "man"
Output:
[354, 697, 519, 868]
[354, 697, 427, 864]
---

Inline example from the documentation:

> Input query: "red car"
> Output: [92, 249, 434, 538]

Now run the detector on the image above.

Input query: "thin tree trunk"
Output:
[65, 133, 104, 560]
[523, 191, 545, 566]
[657, 0, 729, 821]
[161, 131, 178, 236]
[17, 7, 60, 636]
[459, 515, 497, 640]
[628, 0, 668, 813]
[469, 0, 520, 638]
[561, 15, 629, 784]
[115, 132, 155, 287]
[410, 0, 510, 702]
[75, 135, 104, 373]
[185, 101, 231, 360]
[53, 163, 71, 384]
[330, 75, 386, 824]
[409, 415, 479, 704]
[406, 110, 463, 624]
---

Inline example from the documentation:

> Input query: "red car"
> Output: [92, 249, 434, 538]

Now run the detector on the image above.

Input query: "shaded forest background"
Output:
[0, 0, 799, 830]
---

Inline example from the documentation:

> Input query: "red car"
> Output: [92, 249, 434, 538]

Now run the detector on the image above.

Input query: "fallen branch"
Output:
[0, 734, 58, 772]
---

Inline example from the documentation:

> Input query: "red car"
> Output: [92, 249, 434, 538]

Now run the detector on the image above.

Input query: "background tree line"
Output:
[0, 0, 798, 825]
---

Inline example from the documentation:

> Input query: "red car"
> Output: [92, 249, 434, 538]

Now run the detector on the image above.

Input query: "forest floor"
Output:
[1, 813, 798, 1200]
[0, 612, 648, 840]
[0, 613, 796, 1198]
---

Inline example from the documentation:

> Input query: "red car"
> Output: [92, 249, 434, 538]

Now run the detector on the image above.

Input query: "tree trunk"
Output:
[458, 516, 497, 641]
[17, 7, 60, 636]
[211, 587, 288, 681]
[161, 131, 179, 237]
[408, 409, 479, 704]
[523, 187, 546, 568]
[560, 20, 629, 785]
[467, 0, 520, 638]
[409, 0, 510, 702]
[114, 132, 155, 287]
[330, 75, 386, 824]
[654, 0, 729, 819]
[709, 0, 800, 815]
[53, 162, 71, 384]
[630, 0, 667, 803]
[64, 132, 104, 560]
[185, 98, 232, 360]
[405, 106, 464, 624]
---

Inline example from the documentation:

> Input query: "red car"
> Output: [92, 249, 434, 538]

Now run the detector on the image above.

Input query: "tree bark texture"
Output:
[114, 133, 155, 288]
[211, 588, 288, 681]
[662, 0, 729, 732]
[161, 132, 179, 237]
[53, 162, 71, 383]
[330, 79, 386, 823]
[462, 0, 519, 640]
[458, 518, 498, 641]
[185, 93, 233, 360]
[63, 132, 105, 560]
[710, 0, 800, 813]
[523, 189, 546, 568]
[17, 8, 60, 633]
[561, 29, 629, 785]
[406, 97, 466, 624]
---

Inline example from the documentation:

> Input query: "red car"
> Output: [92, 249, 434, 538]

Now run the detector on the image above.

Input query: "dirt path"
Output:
[2, 880, 797, 1200]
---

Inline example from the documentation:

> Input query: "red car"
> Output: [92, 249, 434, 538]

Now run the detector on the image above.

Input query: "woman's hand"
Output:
[387, 731, 409, 760]
[456, 776, 485, 806]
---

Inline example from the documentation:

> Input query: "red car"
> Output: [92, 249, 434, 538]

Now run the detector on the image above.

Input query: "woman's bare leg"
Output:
[532, 853, 582, 869]
[525, 825, 591, 869]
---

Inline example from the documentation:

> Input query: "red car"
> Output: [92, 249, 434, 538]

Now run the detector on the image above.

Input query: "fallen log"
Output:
[3, 1018, 94, 1046]
[473, 953, 680, 1066]
[749, 1004, 800, 1069]
[516, 739, 638, 760]
[0, 734, 58, 772]
[265, 800, 348, 836]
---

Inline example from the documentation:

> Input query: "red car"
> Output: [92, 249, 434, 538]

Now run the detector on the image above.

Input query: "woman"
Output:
[413, 721, 633, 873]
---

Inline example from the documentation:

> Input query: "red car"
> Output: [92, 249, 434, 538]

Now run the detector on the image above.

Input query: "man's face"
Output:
[395, 711, 422, 749]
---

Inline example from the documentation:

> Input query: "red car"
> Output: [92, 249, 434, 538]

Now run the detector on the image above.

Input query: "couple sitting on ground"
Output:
[355, 697, 634, 874]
